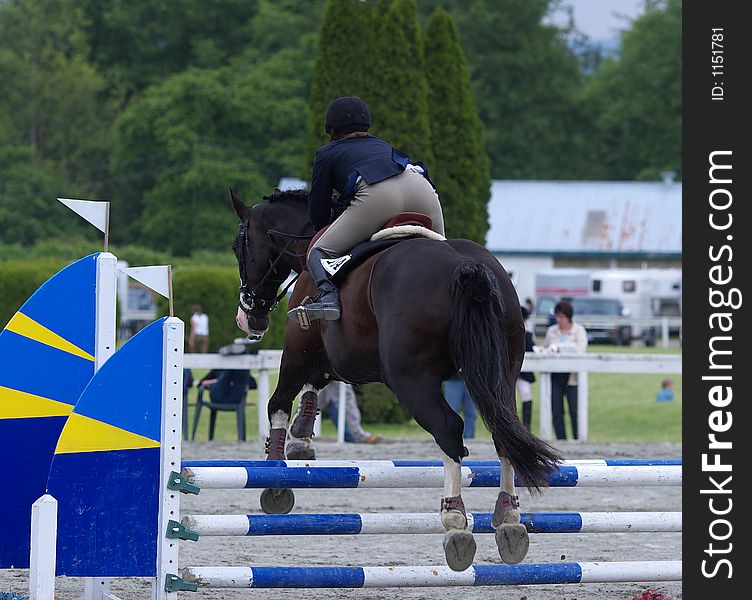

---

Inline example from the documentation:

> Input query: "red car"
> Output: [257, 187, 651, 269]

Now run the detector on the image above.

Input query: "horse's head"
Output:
[230, 187, 311, 341]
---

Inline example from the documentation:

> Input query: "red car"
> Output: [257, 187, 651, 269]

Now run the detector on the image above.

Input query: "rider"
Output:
[291, 95, 445, 323]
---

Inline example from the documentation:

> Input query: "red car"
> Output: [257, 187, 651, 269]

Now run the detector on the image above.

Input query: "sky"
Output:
[547, 0, 646, 41]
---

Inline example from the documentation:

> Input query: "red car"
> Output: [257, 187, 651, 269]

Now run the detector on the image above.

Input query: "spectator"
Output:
[199, 368, 256, 404]
[517, 306, 536, 431]
[656, 378, 675, 403]
[523, 298, 536, 333]
[318, 382, 383, 443]
[189, 304, 209, 353]
[443, 374, 477, 439]
[544, 300, 588, 439]
[524, 297, 535, 319]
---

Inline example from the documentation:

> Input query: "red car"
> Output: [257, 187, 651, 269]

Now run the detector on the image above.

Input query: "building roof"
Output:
[485, 180, 681, 257]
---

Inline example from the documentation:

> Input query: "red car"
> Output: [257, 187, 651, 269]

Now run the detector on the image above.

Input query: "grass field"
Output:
[185, 342, 681, 445]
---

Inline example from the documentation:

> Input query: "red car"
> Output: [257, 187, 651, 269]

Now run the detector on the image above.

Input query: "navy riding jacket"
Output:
[308, 135, 422, 231]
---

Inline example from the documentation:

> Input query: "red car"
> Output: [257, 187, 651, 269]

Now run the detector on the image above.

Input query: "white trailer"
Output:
[532, 268, 593, 336]
[534, 268, 592, 299]
[589, 268, 682, 344]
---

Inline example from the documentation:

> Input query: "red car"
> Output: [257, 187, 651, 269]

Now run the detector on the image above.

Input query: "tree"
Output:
[70, 0, 262, 98]
[417, 0, 588, 179]
[111, 44, 314, 254]
[0, 0, 114, 199]
[304, 0, 375, 173]
[424, 7, 490, 243]
[0, 146, 91, 246]
[581, 0, 681, 180]
[368, 0, 433, 165]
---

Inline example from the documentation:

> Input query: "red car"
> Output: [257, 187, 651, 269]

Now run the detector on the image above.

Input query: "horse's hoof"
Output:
[286, 440, 316, 460]
[442, 529, 476, 572]
[260, 488, 295, 514]
[495, 523, 529, 564]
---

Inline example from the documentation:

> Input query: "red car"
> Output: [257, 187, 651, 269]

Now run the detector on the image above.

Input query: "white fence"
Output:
[183, 351, 681, 443]
[523, 353, 681, 440]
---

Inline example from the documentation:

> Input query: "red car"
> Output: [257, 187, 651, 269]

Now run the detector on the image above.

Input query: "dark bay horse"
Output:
[230, 187, 561, 571]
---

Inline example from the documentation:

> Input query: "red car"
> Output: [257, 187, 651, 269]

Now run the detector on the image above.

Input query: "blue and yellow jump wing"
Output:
[48, 317, 166, 577]
[0, 254, 98, 568]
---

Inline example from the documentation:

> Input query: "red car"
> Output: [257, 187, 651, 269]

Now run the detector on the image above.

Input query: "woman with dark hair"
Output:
[543, 300, 588, 439]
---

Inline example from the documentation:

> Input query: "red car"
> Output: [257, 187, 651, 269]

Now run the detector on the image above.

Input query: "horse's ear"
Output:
[228, 187, 250, 221]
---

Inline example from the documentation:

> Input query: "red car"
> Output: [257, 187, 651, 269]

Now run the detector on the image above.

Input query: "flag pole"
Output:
[168, 266, 174, 317]
[103, 202, 110, 252]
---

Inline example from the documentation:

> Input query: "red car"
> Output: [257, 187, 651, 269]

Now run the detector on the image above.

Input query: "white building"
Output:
[485, 179, 681, 303]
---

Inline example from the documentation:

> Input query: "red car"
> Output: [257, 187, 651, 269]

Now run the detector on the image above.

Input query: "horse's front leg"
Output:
[260, 355, 321, 514]
[440, 452, 476, 571]
[492, 456, 530, 564]
[285, 388, 320, 460]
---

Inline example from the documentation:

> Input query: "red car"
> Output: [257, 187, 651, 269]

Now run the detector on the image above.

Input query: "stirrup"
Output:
[287, 298, 340, 328]
[303, 302, 341, 322]
[288, 304, 312, 330]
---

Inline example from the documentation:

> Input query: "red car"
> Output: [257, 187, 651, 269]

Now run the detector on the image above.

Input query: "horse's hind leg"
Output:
[387, 374, 476, 571]
[440, 452, 476, 571]
[492, 457, 530, 564]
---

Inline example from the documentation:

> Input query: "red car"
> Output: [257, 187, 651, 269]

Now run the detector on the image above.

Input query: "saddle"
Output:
[308, 212, 445, 284]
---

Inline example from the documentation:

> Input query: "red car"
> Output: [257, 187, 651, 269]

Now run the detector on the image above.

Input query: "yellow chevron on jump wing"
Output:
[5, 312, 94, 362]
[56, 413, 160, 454]
[0, 385, 73, 419]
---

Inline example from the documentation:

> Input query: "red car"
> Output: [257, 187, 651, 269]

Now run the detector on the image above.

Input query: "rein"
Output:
[266, 228, 313, 259]
[237, 218, 312, 316]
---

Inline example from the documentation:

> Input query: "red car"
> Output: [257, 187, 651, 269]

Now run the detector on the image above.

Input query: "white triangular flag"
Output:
[58, 198, 109, 233]
[121, 265, 172, 299]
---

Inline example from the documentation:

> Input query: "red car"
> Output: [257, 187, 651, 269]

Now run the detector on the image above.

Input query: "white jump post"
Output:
[154, 317, 185, 600]
[29, 496, 58, 600]
[85, 251, 121, 600]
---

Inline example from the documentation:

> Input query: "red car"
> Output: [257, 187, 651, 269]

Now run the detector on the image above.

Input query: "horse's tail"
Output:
[449, 262, 561, 491]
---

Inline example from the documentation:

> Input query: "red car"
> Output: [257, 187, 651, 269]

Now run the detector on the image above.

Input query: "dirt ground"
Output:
[1, 438, 682, 600]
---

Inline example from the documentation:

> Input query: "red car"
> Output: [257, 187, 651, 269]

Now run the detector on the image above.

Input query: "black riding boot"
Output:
[288, 247, 341, 324]
[522, 401, 532, 431]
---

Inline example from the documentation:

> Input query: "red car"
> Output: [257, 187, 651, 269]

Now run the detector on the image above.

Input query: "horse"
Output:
[230, 187, 562, 571]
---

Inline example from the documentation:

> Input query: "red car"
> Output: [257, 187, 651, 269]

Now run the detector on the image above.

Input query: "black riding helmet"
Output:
[325, 96, 371, 135]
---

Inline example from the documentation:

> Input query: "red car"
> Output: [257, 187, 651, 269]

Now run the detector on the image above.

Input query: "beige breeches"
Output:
[312, 168, 445, 256]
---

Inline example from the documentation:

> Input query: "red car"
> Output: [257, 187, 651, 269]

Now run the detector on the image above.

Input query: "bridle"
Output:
[235, 216, 312, 319]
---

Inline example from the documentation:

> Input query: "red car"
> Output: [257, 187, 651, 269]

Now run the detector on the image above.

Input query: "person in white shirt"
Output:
[543, 300, 588, 439]
[189, 304, 210, 353]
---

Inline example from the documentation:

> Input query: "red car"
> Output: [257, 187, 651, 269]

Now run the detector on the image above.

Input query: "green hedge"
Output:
[355, 382, 411, 424]
[0, 259, 67, 328]
[155, 266, 289, 352]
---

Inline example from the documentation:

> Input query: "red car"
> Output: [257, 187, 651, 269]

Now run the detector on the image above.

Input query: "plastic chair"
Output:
[191, 370, 253, 441]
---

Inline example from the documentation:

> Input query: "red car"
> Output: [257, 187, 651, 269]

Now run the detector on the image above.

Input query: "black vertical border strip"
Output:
[683, 2, 749, 597]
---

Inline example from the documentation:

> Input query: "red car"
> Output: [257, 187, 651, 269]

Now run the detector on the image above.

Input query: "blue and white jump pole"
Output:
[180, 460, 682, 489]
[182, 511, 682, 536]
[179, 561, 682, 589]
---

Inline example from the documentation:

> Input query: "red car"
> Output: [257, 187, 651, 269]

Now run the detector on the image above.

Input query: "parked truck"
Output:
[532, 268, 593, 338]
[589, 268, 682, 345]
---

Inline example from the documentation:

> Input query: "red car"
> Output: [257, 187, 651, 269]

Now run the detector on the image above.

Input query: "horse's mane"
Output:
[263, 188, 309, 204]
